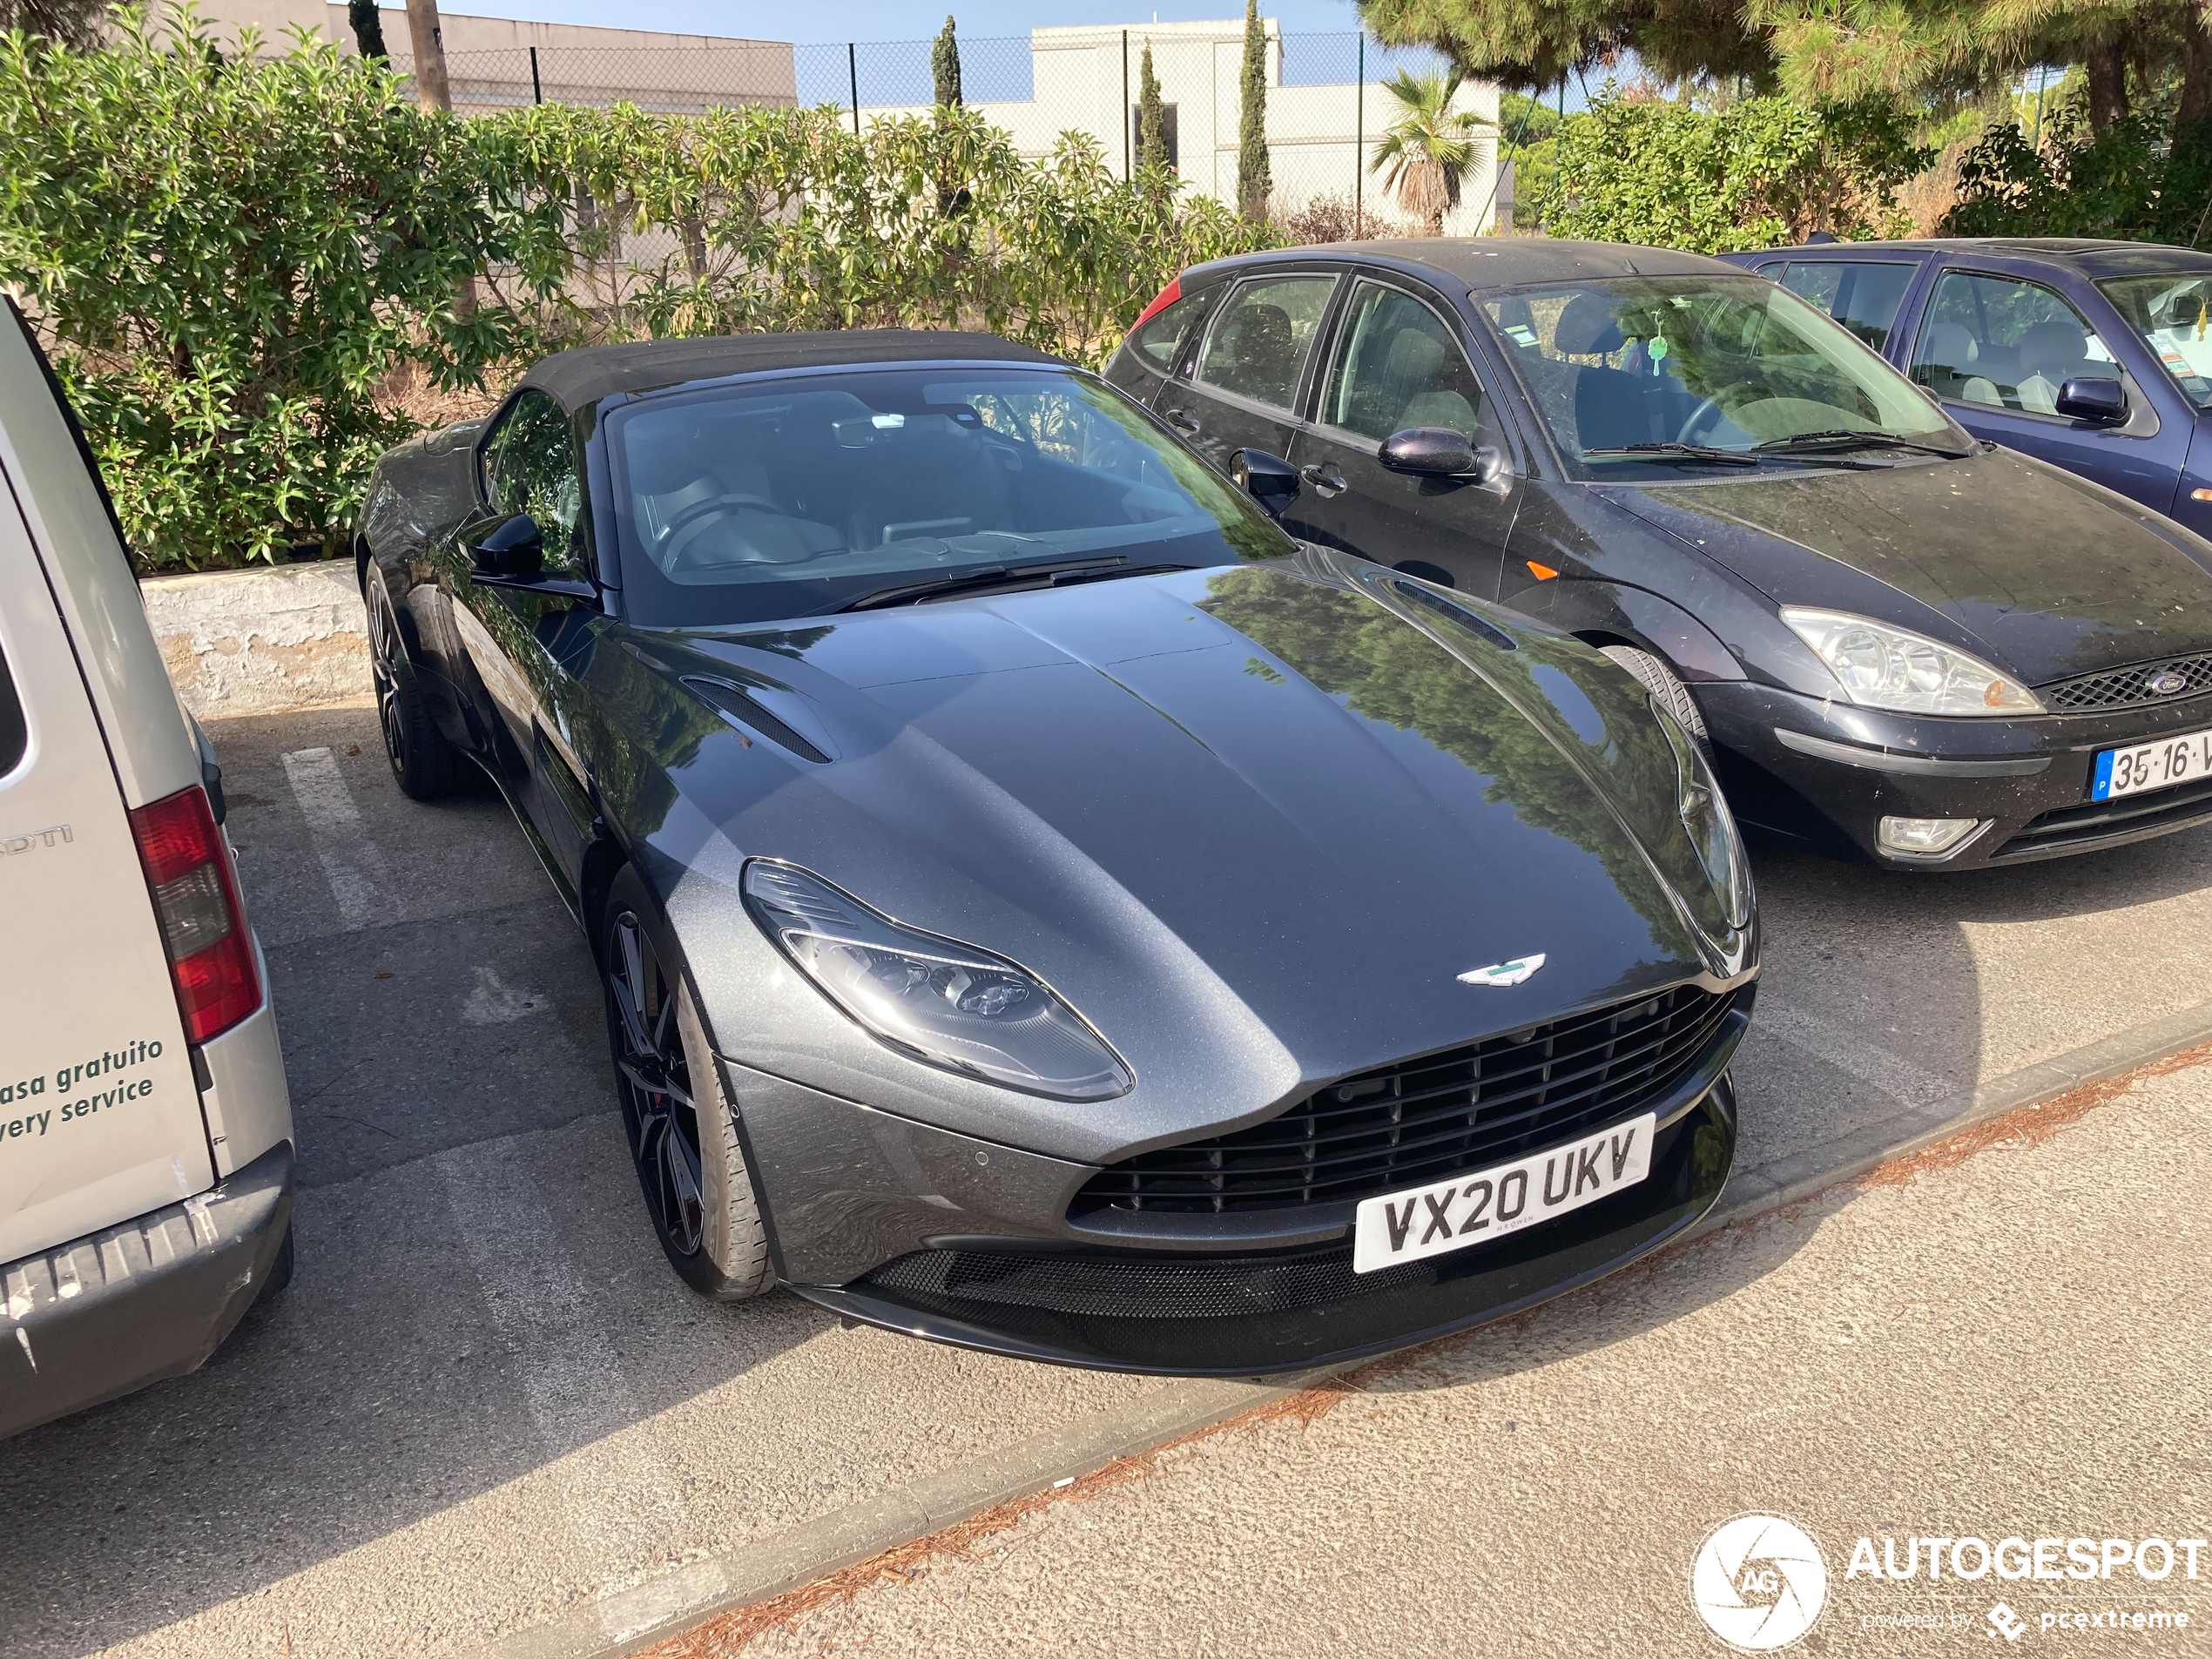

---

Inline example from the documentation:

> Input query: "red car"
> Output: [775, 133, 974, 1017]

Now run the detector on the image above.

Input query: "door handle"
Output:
[1301, 462, 1347, 497]
[1163, 408, 1200, 435]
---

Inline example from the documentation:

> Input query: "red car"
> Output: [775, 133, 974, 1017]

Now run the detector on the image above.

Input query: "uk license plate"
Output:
[2091, 728, 2212, 800]
[1351, 1113, 1656, 1275]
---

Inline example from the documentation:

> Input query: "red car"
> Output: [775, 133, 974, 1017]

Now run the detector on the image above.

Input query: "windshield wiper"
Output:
[833, 555, 1191, 612]
[1754, 429, 1973, 459]
[1580, 442, 1761, 468]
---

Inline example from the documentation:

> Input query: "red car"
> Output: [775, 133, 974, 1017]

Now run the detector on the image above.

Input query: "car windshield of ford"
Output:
[604, 365, 1291, 625]
[1486, 275, 1973, 480]
[2099, 272, 2212, 409]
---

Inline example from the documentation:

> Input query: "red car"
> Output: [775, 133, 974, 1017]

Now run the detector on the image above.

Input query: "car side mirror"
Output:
[1380, 427, 1480, 477]
[2055, 377, 2127, 426]
[1231, 448, 1300, 519]
[472, 512, 544, 577]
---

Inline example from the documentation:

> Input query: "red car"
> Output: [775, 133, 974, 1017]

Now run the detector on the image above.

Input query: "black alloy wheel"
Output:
[604, 901, 709, 1263]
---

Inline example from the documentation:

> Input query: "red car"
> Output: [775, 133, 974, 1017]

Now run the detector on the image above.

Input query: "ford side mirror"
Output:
[2055, 377, 2127, 426]
[1380, 428, 1506, 487]
[1231, 448, 1300, 519]
[473, 512, 544, 577]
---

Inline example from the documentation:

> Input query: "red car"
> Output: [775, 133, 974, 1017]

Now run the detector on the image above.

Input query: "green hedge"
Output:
[0, 11, 1275, 571]
[1522, 96, 1932, 254]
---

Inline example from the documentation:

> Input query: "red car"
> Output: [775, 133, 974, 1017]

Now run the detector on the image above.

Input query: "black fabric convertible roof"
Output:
[523, 331, 1065, 408]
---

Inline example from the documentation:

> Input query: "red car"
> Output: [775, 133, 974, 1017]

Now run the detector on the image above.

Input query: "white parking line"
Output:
[432, 1135, 691, 1554]
[280, 746, 400, 930]
[1756, 1002, 1954, 1106]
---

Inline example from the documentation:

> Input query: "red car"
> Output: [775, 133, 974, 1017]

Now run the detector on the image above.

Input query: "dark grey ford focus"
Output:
[357, 332, 1755, 1373]
[1106, 240, 2212, 870]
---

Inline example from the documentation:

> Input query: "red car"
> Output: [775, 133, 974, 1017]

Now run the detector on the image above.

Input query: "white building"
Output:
[860, 20, 1502, 234]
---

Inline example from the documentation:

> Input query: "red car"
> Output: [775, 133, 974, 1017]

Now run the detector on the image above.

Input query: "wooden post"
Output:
[405, 0, 452, 113]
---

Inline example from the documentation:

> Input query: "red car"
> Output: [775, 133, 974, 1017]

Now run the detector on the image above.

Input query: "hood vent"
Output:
[683, 676, 834, 764]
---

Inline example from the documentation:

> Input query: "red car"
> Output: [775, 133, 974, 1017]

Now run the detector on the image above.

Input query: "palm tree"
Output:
[1369, 69, 1493, 236]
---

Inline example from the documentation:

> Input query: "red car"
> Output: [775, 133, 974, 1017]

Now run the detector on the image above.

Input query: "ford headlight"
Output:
[742, 860, 1134, 1102]
[1653, 704, 1752, 932]
[1781, 608, 2041, 716]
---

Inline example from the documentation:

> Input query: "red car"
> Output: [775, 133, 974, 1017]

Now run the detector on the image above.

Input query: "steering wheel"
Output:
[1675, 395, 1729, 444]
[659, 493, 788, 570]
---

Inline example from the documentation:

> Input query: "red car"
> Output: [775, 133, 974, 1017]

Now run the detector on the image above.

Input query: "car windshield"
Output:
[603, 365, 1290, 626]
[2097, 272, 2212, 408]
[1485, 275, 1968, 480]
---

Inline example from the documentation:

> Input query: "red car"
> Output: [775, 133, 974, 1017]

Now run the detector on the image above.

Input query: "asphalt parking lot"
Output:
[8, 698, 2212, 1659]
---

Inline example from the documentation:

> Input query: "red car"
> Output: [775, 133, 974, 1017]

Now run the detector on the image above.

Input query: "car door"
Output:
[1157, 270, 1339, 471]
[1903, 266, 2186, 511]
[436, 388, 603, 894]
[1281, 275, 1521, 597]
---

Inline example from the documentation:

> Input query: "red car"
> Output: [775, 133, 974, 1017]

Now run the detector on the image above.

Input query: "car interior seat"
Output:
[1346, 326, 1479, 440]
[1915, 322, 2002, 407]
[2016, 318, 2098, 415]
[1211, 303, 1300, 403]
[1550, 292, 1655, 451]
[840, 414, 1010, 550]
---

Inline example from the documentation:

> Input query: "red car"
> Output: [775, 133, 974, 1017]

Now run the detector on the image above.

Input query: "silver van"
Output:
[0, 302, 294, 1439]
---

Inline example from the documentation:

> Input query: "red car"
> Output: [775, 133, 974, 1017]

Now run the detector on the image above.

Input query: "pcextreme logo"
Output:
[1689, 1513, 1831, 1652]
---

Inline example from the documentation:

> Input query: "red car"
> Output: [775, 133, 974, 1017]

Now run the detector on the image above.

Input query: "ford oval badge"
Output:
[2148, 670, 2189, 696]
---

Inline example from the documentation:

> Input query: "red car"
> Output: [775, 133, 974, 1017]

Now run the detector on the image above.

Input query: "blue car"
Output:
[1717, 238, 2212, 538]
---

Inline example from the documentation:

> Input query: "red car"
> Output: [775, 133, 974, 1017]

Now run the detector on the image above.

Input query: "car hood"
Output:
[1596, 448, 2212, 685]
[628, 550, 1745, 1157]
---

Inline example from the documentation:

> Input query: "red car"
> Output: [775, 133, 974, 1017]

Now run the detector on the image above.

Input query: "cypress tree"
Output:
[1137, 40, 1169, 174]
[348, 0, 388, 61]
[931, 15, 961, 109]
[1237, 0, 1271, 221]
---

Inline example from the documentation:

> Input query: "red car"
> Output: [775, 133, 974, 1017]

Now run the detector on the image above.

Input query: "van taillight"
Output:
[129, 785, 260, 1042]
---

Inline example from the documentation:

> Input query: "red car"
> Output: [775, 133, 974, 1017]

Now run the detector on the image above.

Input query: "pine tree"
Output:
[1138, 40, 1170, 173]
[348, 0, 388, 61]
[931, 15, 962, 109]
[1238, 0, 1272, 220]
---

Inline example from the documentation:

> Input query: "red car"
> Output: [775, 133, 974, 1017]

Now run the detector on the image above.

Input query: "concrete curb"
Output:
[462, 998, 2212, 1659]
[142, 559, 370, 718]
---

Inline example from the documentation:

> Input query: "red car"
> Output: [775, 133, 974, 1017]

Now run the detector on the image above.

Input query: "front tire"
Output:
[1601, 644, 1714, 762]
[600, 868, 773, 1301]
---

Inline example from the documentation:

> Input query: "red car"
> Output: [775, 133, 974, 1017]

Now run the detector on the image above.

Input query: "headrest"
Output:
[1552, 292, 1625, 355]
[1919, 323, 1978, 368]
[2019, 318, 2090, 374]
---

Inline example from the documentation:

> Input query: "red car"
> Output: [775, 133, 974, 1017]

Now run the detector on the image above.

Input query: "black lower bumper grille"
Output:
[1073, 982, 1748, 1218]
[1995, 775, 2212, 860]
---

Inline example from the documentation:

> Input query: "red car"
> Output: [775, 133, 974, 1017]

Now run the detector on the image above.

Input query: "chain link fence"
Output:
[384, 29, 1513, 238]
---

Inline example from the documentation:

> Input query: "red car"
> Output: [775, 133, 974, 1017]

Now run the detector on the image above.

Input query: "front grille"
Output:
[1073, 983, 1747, 1217]
[1994, 774, 2212, 859]
[2041, 652, 2212, 711]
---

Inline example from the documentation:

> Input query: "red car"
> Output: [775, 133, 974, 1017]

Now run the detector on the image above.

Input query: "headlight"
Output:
[742, 860, 1134, 1102]
[1652, 704, 1753, 932]
[1781, 608, 2041, 716]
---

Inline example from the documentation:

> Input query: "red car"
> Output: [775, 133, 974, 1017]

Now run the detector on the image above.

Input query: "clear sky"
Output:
[428, 0, 1376, 44]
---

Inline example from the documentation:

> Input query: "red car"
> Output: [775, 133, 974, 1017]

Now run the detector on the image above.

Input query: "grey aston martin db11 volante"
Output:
[356, 331, 1757, 1373]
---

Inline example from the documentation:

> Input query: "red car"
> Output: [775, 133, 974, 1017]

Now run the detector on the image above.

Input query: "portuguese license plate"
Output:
[2091, 728, 2212, 800]
[1351, 1113, 1655, 1275]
